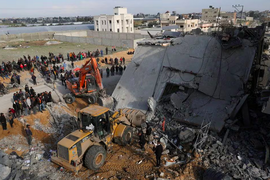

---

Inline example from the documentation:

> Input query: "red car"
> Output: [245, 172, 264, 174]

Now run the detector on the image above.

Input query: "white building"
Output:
[94, 7, 134, 33]
[159, 12, 199, 33]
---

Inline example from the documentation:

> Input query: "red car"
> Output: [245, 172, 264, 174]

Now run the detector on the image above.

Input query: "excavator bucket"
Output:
[121, 108, 146, 127]
[97, 96, 114, 109]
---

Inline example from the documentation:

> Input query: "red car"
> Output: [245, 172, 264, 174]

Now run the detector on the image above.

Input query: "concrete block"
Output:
[101, 38, 112, 47]
[119, 33, 127, 40]
[121, 40, 134, 48]
[79, 37, 87, 43]
[105, 32, 113, 39]
[92, 31, 100, 38]
[127, 33, 135, 40]
[94, 38, 102, 45]
[112, 33, 119, 39]
[87, 30, 93, 37]
[73, 37, 81, 43]
[86, 37, 94, 44]
[66, 36, 72, 42]
[135, 34, 144, 39]
[112, 39, 121, 47]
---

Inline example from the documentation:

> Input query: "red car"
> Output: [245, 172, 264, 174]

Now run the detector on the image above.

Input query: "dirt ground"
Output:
[0, 40, 204, 179]
[0, 40, 126, 62]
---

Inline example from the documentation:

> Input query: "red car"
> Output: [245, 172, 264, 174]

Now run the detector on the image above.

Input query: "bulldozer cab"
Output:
[79, 105, 112, 139]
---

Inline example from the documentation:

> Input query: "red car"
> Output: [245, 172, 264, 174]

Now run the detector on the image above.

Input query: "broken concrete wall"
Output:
[112, 46, 167, 111]
[112, 35, 257, 131]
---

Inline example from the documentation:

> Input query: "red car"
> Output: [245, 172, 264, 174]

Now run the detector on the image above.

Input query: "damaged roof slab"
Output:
[112, 35, 257, 132]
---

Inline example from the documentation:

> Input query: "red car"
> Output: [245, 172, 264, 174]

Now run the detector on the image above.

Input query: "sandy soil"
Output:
[0, 40, 205, 179]
[0, 40, 122, 62]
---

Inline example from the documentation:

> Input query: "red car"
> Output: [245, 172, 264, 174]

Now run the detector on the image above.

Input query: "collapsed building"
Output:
[111, 24, 270, 179]
[112, 24, 268, 132]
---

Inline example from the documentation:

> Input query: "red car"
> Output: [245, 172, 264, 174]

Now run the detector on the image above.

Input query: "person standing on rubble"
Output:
[8, 111, 14, 128]
[25, 84, 30, 94]
[25, 124, 32, 146]
[0, 113, 7, 130]
[153, 140, 163, 167]
[138, 131, 146, 151]
[32, 74, 37, 85]
[146, 123, 152, 143]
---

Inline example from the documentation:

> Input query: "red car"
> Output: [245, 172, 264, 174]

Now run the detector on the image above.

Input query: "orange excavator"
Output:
[63, 57, 113, 107]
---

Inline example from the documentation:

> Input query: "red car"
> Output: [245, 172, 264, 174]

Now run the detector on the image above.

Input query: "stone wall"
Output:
[0, 32, 55, 41]
[54, 30, 149, 48]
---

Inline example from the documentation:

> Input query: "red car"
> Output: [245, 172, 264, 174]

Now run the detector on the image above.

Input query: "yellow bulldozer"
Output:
[51, 105, 145, 172]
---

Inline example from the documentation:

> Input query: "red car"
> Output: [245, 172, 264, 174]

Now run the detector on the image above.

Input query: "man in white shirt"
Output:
[26, 97, 32, 115]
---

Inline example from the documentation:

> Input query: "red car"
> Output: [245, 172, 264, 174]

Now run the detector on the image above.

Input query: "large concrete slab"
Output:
[112, 35, 257, 131]
[112, 46, 166, 110]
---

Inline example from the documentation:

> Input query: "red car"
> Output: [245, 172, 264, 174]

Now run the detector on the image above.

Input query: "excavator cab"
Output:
[85, 75, 98, 92]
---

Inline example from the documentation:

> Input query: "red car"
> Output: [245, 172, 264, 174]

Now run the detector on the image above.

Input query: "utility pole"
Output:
[232, 4, 244, 26]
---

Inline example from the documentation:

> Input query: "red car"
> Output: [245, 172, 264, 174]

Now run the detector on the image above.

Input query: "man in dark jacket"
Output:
[32, 74, 37, 85]
[25, 124, 32, 146]
[48, 92, 52, 102]
[153, 140, 163, 167]
[30, 87, 35, 96]
[13, 100, 19, 117]
[0, 113, 7, 130]
[25, 84, 30, 94]
[138, 131, 146, 151]
[16, 74, 20, 85]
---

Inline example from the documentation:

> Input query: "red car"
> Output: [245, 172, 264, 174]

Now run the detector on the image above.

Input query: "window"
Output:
[126, 19, 128, 24]
[101, 20, 103, 25]
[180, 25, 184, 28]
[188, 25, 190, 27]
[126, 27, 128, 31]
[117, 20, 119, 24]
[96, 20, 98, 25]
[130, 20, 132, 24]
[117, 28, 120, 32]
[104, 21, 106, 25]
[97, 28, 99, 31]
[195, 24, 197, 26]
[110, 29, 112, 31]
[109, 20, 112, 24]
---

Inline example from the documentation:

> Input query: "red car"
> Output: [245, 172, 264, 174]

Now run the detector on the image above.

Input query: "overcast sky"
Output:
[0, 0, 269, 18]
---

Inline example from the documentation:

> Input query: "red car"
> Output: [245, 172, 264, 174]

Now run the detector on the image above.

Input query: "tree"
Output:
[148, 21, 158, 28]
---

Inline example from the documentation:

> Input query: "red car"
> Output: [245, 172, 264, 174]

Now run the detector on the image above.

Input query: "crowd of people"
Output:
[0, 85, 52, 131]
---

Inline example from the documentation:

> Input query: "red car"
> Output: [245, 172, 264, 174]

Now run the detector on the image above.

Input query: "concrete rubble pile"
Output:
[112, 24, 270, 179]
[201, 131, 270, 179]
[0, 135, 36, 153]
[0, 103, 80, 180]
[32, 103, 78, 142]
[0, 149, 79, 180]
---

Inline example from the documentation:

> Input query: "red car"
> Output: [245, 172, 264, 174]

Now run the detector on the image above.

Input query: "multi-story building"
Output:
[159, 12, 199, 32]
[202, 8, 236, 24]
[202, 8, 220, 22]
[94, 7, 134, 33]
